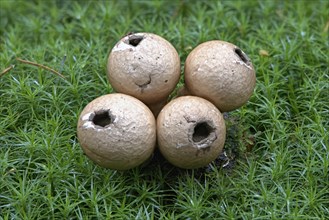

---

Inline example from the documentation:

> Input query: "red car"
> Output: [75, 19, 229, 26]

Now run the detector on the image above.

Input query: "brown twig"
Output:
[0, 65, 15, 78]
[16, 58, 66, 79]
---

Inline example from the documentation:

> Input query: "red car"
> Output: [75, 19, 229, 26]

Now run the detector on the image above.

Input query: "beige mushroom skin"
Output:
[147, 98, 168, 118]
[184, 40, 256, 112]
[77, 93, 156, 170]
[107, 33, 181, 105]
[157, 96, 226, 169]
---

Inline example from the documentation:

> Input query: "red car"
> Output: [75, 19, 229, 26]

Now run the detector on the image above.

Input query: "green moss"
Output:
[1, 0, 328, 219]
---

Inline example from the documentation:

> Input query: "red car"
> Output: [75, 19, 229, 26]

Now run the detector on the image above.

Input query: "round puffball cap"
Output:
[185, 40, 256, 112]
[107, 32, 181, 105]
[77, 93, 156, 170]
[157, 96, 226, 169]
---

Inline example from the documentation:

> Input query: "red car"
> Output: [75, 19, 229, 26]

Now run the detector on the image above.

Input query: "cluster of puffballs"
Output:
[77, 33, 256, 170]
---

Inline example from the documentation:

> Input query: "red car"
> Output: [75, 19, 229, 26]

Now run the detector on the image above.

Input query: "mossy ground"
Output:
[1, 0, 328, 219]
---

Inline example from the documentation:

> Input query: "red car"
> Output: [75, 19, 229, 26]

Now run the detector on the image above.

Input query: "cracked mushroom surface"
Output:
[77, 93, 156, 170]
[107, 32, 181, 105]
[157, 96, 226, 169]
[184, 40, 256, 112]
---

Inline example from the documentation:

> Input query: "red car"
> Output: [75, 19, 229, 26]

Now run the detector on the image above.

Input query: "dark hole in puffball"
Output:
[193, 122, 213, 142]
[234, 48, 249, 64]
[128, 35, 143, 47]
[92, 110, 112, 127]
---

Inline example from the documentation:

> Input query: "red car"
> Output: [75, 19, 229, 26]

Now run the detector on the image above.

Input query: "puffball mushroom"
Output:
[147, 98, 168, 118]
[157, 96, 226, 169]
[77, 93, 156, 170]
[107, 32, 181, 108]
[184, 40, 256, 112]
